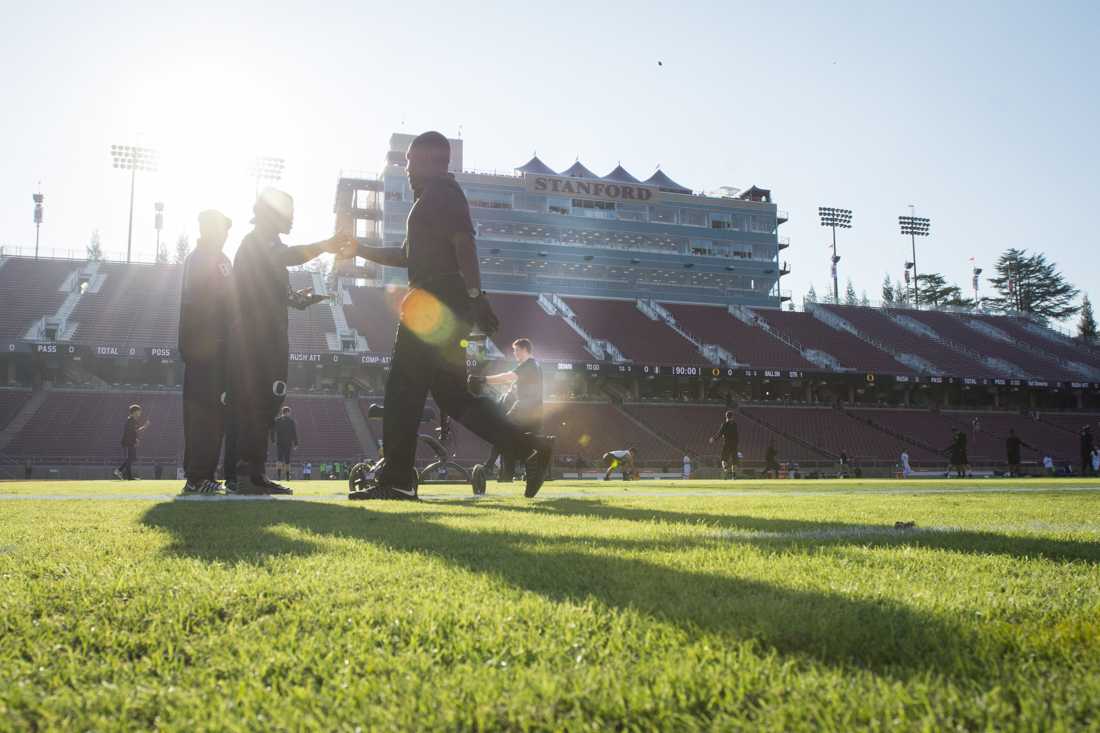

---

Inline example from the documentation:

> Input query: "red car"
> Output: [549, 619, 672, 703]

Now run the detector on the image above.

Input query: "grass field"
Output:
[2, 478, 1100, 731]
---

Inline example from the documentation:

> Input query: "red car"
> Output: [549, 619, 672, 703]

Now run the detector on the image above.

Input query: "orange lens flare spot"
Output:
[400, 289, 455, 345]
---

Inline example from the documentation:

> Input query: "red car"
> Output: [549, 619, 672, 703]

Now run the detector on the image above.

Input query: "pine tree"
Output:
[1077, 295, 1098, 344]
[881, 274, 895, 306]
[87, 229, 103, 261]
[895, 274, 911, 305]
[174, 234, 191, 264]
[805, 284, 817, 304]
[860, 290, 871, 307]
[155, 238, 169, 264]
[985, 248, 1080, 322]
[844, 278, 858, 306]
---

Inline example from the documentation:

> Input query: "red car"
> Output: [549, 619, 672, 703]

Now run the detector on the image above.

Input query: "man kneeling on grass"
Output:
[603, 448, 638, 481]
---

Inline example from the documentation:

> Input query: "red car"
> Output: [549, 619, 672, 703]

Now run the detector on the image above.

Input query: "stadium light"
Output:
[154, 201, 164, 256]
[818, 206, 852, 303]
[32, 190, 44, 260]
[250, 156, 285, 195]
[898, 208, 930, 306]
[110, 144, 160, 263]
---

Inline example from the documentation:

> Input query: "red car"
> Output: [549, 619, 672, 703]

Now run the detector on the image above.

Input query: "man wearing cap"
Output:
[228, 189, 349, 495]
[178, 210, 233, 494]
[340, 131, 554, 500]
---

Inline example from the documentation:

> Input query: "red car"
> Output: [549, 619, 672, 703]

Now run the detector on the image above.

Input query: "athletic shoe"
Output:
[181, 480, 200, 494]
[524, 435, 555, 499]
[181, 480, 223, 495]
[233, 476, 273, 495]
[112, 469, 124, 480]
[258, 477, 293, 495]
[224, 478, 239, 494]
[348, 483, 420, 501]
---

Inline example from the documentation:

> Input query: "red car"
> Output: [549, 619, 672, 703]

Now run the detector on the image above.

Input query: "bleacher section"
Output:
[344, 285, 404, 354]
[665, 303, 814, 369]
[823, 305, 996, 377]
[0, 257, 75, 340]
[0, 389, 32, 430]
[624, 404, 823, 463]
[971, 314, 1100, 372]
[544, 402, 679, 462]
[901, 309, 1077, 381]
[68, 263, 183, 349]
[488, 293, 591, 361]
[287, 271, 337, 353]
[755, 310, 913, 374]
[565, 297, 707, 364]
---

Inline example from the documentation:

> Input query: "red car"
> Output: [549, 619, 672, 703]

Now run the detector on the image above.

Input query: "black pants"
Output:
[229, 338, 287, 479]
[379, 286, 537, 489]
[118, 445, 137, 479]
[183, 359, 225, 482]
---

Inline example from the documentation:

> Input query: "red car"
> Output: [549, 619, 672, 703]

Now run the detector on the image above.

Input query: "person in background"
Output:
[764, 441, 780, 479]
[1092, 446, 1100, 477]
[271, 406, 299, 481]
[682, 453, 692, 480]
[1042, 454, 1055, 476]
[303, 461, 312, 480]
[603, 448, 637, 481]
[114, 404, 150, 480]
[900, 449, 912, 478]
[839, 450, 850, 478]
[154, 462, 163, 480]
[708, 410, 739, 480]
[475, 338, 544, 483]
[1080, 426, 1094, 477]
[1005, 428, 1033, 478]
[24, 460, 31, 480]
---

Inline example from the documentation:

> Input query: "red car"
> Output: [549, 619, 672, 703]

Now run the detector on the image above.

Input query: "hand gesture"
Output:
[326, 232, 358, 258]
[289, 287, 329, 310]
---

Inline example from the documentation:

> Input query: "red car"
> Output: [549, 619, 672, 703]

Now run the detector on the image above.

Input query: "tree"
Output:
[87, 229, 103, 261]
[1077, 295, 1098, 344]
[174, 234, 190, 264]
[155, 237, 169, 264]
[844, 278, 858, 306]
[985, 248, 1080, 322]
[805, 284, 817, 304]
[860, 290, 871, 307]
[881, 274, 895, 306]
[895, 274, 911, 305]
[914, 273, 975, 308]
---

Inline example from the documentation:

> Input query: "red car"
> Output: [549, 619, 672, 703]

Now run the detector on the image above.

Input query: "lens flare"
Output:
[400, 289, 456, 346]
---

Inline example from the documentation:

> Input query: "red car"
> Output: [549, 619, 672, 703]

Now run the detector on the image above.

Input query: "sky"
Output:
[1, 0, 1098, 315]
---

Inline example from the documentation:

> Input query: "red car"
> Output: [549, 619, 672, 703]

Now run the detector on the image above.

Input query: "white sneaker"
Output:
[113, 469, 125, 480]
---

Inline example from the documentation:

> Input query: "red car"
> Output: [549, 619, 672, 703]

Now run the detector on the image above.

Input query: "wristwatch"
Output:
[467, 288, 481, 298]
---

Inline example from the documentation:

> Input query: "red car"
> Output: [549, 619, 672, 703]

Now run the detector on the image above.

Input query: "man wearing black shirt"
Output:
[228, 188, 347, 495]
[341, 131, 553, 500]
[480, 338, 543, 482]
[179, 210, 233, 494]
[114, 404, 149, 480]
[1005, 428, 1034, 478]
[708, 410, 739, 479]
[271, 406, 299, 480]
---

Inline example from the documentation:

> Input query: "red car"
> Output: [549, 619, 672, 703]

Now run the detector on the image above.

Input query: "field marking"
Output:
[5, 484, 1100, 502]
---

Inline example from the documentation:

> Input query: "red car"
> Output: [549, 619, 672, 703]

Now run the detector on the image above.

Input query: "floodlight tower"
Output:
[898, 208, 930, 306]
[32, 190, 44, 260]
[110, 144, 160, 263]
[818, 206, 852, 303]
[251, 156, 285, 196]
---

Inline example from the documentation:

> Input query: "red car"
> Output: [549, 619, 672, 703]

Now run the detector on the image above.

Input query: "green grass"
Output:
[2, 480, 1100, 731]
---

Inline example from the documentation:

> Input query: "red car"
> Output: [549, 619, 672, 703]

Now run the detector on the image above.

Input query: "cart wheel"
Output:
[471, 464, 487, 495]
[348, 461, 375, 493]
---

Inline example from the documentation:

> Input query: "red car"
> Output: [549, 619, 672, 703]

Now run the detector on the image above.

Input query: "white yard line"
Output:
[4, 485, 1100, 502]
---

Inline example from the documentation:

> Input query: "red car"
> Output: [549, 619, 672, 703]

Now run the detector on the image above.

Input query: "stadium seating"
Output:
[623, 403, 822, 463]
[0, 257, 77, 340]
[286, 271, 337, 353]
[0, 389, 32, 430]
[282, 395, 362, 462]
[754, 310, 913, 374]
[488, 292, 592, 361]
[564, 297, 708, 364]
[741, 405, 934, 464]
[901, 309, 1078, 381]
[544, 401, 679, 462]
[663, 303, 815, 369]
[970, 314, 1100, 372]
[68, 263, 183, 350]
[344, 285, 404, 353]
[823, 305, 996, 377]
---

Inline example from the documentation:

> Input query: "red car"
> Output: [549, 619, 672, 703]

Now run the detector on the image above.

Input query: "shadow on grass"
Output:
[451, 498, 1100, 565]
[143, 500, 1001, 680]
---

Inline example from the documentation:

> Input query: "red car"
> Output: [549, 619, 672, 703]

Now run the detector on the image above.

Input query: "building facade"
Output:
[335, 133, 790, 307]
